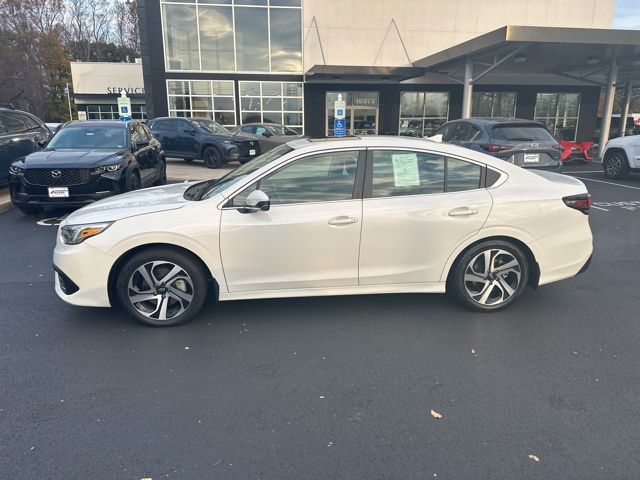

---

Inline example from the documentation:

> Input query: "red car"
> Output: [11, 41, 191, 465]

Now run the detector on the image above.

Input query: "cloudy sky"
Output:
[613, 0, 640, 29]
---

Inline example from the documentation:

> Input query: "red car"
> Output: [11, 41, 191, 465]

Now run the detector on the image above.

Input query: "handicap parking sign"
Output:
[334, 118, 346, 137]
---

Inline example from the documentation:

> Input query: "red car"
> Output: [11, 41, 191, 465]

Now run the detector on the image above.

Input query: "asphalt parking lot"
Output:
[2, 162, 640, 479]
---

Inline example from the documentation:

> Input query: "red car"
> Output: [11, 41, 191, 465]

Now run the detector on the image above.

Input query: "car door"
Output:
[358, 148, 493, 285]
[151, 119, 176, 156]
[0, 112, 33, 161]
[0, 120, 10, 184]
[132, 124, 155, 184]
[141, 124, 163, 179]
[219, 149, 365, 292]
[176, 119, 199, 158]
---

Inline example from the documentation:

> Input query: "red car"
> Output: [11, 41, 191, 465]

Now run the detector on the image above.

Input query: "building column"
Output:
[620, 81, 633, 137]
[461, 57, 473, 119]
[597, 57, 618, 161]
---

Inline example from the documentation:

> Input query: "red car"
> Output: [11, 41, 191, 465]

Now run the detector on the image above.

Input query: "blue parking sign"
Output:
[334, 118, 346, 137]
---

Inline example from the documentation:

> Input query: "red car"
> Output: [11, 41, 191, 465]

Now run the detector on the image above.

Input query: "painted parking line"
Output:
[36, 214, 69, 226]
[572, 176, 640, 191]
[590, 205, 609, 211]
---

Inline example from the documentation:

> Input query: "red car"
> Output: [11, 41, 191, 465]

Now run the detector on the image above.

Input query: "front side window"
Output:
[0, 113, 27, 133]
[370, 150, 483, 198]
[233, 151, 360, 206]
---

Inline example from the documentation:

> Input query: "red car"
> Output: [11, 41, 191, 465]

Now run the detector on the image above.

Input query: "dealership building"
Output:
[70, 61, 147, 120]
[137, 0, 640, 146]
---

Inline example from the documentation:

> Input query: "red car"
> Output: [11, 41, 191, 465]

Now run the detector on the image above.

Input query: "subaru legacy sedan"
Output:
[53, 136, 593, 326]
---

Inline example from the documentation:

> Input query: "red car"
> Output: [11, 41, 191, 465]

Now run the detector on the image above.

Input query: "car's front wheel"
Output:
[202, 146, 222, 169]
[449, 240, 529, 312]
[116, 248, 209, 326]
[603, 150, 630, 179]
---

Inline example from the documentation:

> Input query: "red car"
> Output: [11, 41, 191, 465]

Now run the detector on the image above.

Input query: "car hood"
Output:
[62, 182, 195, 225]
[19, 149, 125, 168]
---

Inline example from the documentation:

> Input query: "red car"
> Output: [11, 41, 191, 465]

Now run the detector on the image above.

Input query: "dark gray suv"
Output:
[0, 108, 52, 186]
[431, 118, 562, 171]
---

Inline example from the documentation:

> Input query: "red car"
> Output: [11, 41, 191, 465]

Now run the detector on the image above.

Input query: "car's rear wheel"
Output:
[203, 146, 222, 169]
[450, 240, 529, 312]
[603, 151, 630, 179]
[116, 248, 209, 326]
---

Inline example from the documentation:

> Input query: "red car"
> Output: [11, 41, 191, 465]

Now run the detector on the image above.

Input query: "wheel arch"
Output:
[199, 142, 222, 159]
[603, 146, 629, 163]
[444, 235, 540, 290]
[107, 242, 220, 306]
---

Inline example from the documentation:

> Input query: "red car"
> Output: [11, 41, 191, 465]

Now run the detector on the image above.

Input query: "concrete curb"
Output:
[0, 188, 11, 214]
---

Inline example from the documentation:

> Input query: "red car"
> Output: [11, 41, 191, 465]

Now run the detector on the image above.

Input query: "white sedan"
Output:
[53, 136, 593, 326]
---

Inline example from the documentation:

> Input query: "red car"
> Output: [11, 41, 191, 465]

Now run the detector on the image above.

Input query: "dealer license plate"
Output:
[524, 153, 540, 163]
[48, 187, 69, 198]
[249, 149, 256, 156]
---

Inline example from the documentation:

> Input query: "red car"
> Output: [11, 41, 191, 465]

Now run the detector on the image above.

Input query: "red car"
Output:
[559, 139, 595, 163]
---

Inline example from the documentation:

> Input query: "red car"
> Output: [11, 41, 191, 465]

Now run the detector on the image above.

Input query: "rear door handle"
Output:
[328, 216, 358, 226]
[448, 207, 479, 217]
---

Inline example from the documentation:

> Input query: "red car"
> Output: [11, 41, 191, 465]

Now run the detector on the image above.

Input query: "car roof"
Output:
[64, 120, 132, 128]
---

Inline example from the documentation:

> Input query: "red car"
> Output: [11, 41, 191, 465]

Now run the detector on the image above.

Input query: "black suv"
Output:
[0, 108, 52, 186]
[10, 120, 166, 215]
[432, 118, 562, 171]
[148, 117, 260, 168]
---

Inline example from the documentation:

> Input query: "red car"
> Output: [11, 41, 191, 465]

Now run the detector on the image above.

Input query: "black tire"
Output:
[153, 160, 167, 186]
[126, 170, 141, 191]
[17, 205, 43, 216]
[449, 240, 529, 312]
[115, 247, 209, 327]
[202, 146, 222, 169]
[603, 150, 630, 179]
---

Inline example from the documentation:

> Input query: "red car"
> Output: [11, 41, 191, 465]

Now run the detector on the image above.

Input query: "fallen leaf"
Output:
[528, 454, 540, 462]
[184, 346, 190, 350]
[430, 409, 442, 419]
[471, 348, 476, 354]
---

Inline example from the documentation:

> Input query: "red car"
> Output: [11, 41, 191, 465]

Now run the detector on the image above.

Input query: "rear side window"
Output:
[491, 124, 555, 142]
[240, 125, 255, 134]
[21, 114, 41, 130]
[0, 113, 27, 133]
[370, 150, 483, 198]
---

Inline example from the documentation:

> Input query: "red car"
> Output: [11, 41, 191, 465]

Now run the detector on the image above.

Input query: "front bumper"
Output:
[54, 236, 114, 307]
[10, 173, 122, 208]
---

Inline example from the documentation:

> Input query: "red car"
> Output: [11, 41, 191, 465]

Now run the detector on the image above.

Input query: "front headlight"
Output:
[61, 222, 113, 245]
[9, 165, 25, 174]
[92, 164, 121, 174]
[223, 140, 234, 145]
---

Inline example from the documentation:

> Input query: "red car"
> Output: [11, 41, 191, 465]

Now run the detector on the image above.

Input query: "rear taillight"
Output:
[480, 144, 513, 153]
[563, 193, 591, 215]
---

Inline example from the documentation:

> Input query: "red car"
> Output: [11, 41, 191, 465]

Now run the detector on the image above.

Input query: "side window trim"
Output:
[363, 147, 487, 199]
[223, 148, 367, 208]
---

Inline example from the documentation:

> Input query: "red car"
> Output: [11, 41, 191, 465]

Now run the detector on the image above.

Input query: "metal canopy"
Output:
[415, 26, 640, 86]
[305, 65, 424, 84]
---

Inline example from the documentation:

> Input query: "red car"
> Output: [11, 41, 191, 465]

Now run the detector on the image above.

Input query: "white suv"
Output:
[602, 135, 640, 179]
[54, 136, 593, 326]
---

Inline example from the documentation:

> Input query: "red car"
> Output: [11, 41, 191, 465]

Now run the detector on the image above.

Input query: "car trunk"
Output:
[490, 123, 561, 169]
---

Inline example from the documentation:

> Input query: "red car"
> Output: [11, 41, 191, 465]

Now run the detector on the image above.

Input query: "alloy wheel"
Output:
[605, 156, 622, 176]
[127, 261, 194, 321]
[463, 249, 522, 306]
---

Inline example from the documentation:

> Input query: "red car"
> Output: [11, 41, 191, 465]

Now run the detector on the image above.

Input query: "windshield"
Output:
[270, 125, 299, 136]
[193, 119, 231, 135]
[46, 126, 127, 149]
[185, 144, 293, 201]
[491, 124, 555, 142]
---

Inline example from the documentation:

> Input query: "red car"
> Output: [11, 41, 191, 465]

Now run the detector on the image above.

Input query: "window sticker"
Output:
[392, 153, 420, 187]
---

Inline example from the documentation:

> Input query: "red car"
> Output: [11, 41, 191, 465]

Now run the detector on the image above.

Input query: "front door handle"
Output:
[448, 207, 479, 217]
[328, 216, 359, 226]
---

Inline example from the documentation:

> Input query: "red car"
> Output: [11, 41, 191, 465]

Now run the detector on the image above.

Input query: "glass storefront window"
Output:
[472, 92, 516, 118]
[534, 93, 581, 140]
[161, 0, 302, 73]
[398, 92, 449, 137]
[326, 92, 379, 136]
[167, 80, 236, 125]
[239, 81, 304, 133]
[162, 4, 199, 70]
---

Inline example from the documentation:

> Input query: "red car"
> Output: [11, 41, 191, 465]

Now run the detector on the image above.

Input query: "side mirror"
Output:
[37, 139, 48, 148]
[240, 189, 270, 213]
[262, 131, 272, 138]
[428, 134, 443, 143]
[134, 140, 149, 149]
